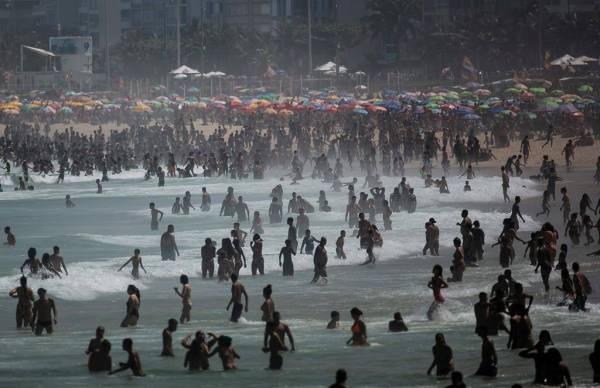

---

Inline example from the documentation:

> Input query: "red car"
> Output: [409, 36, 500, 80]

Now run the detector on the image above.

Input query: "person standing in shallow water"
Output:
[427, 333, 454, 377]
[160, 224, 179, 261]
[226, 273, 248, 322]
[347, 307, 368, 346]
[149, 202, 164, 231]
[428, 264, 448, 320]
[120, 285, 140, 327]
[109, 338, 145, 377]
[9, 276, 34, 328]
[118, 249, 146, 279]
[311, 237, 328, 284]
[174, 274, 192, 324]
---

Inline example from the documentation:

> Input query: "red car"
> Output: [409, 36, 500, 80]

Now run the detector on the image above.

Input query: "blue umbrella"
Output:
[353, 108, 368, 115]
[464, 113, 481, 120]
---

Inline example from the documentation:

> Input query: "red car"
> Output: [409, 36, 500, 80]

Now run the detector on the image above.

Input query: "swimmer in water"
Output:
[201, 238, 216, 279]
[181, 330, 217, 371]
[279, 239, 296, 276]
[65, 194, 75, 208]
[160, 224, 179, 261]
[149, 202, 164, 231]
[346, 307, 368, 346]
[160, 318, 178, 356]
[427, 264, 448, 320]
[174, 274, 192, 324]
[208, 335, 240, 370]
[117, 249, 146, 279]
[120, 285, 140, 327]
[336, 230, 347, 259]
[226, 273, 248, 323]
[388, 312, 408, 332]
[20, 247, 41, 275]
[109, 338, 145, 377]
[88, 339, 112, 373]
[251, 234, 265, 276]
[311, 237, 328, 284]
[330, 369, 348, 388]
[9, 276, 34, 328]
[474, 326, 497, 378]
[263, 320, 286, 370]
[86, 326, 105, 355]
[4, 226, 15, 246]
[360, 229, 376, 265]
[41, 253, 62, 279]
[32, 287, 57, 335]
[327, 310, 340, 329]
[427, 333, 454, 377]
[260, 284, 275, 322]
[49, 246, 68, 275]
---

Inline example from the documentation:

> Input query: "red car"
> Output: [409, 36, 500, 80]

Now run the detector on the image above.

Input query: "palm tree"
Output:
[363, 0, 422, 62]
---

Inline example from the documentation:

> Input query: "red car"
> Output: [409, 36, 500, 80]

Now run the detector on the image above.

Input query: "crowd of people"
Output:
[3, 102, 600, 387]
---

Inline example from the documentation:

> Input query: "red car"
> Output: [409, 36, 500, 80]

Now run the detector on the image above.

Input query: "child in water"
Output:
[118, 249, 147, 279]
[300, 229, 319, 255]
[279, 239, 296, 276]
[208, 335, 240, 370]
[327, 311, 340, 329]
[336, 230, 347, 259]
[427, 264, 448, 320]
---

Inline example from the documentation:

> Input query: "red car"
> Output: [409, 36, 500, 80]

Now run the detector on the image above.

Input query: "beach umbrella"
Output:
[551, 89, 565, 96]
[476, 104, 490, 111]
[504, 87, 521, 95]
[474, 89, 491, 97]
[353, 108, 368, 115]
[456, 107, 474, 114]
[578, 85, 593, 93]
[425, 103, 439, 109]
[21, 104, 34, 112]
[529, 87, 546, 95]
[133, 104, 152, 113]
[463, 113, 481, 120]
[59, 106, 73, 115]
[520, 92, 535, 100]
[2, 108, 20, 115]
[41, 106, 56, 114]
[459, 91, 473, 98]
[514, 83, 528, 90]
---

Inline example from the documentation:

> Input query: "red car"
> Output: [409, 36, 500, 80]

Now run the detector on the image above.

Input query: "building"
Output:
[0, 0, 80, 34]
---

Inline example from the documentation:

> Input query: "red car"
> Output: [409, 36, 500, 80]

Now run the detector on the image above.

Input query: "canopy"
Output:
[170, 65, 199, 75]
[550, 54, 587, 67]
[315, 61, 348, 74]
[204, 71, 226, 78]
[23, 45, 56, 57]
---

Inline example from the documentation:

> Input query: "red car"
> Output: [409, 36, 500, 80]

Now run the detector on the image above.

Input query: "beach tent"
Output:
[170, 65, 200, 75]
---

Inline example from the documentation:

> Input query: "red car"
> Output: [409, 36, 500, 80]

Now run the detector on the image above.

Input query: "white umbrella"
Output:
[550, 54, 575, 66]
[574, 56, 598, 63]
[170, 65, 199, 75]
[314, 61, 337, 72]
[204, 71, 226, 78]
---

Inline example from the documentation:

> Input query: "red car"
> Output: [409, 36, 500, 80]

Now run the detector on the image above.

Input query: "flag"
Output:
[461, 56, 477, 81]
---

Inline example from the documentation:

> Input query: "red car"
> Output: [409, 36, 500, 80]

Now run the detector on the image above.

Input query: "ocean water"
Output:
[0, 170, 597, 387]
